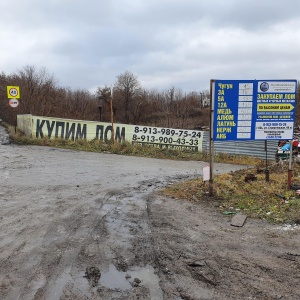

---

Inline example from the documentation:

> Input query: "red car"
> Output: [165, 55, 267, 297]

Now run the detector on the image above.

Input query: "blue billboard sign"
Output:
[213, 79, 297, 141]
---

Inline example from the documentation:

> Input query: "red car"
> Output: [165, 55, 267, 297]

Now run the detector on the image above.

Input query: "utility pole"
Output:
[98, 105, 102, 122]
[110, 88, 115, 143]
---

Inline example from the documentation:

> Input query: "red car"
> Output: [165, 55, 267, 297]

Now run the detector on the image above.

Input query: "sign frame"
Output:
[212, 79, 297, 141]
[7, 86, 20, 99]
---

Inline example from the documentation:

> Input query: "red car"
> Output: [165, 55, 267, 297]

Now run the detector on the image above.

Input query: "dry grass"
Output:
[163, 160, 300, 224]
[7, 126, 260, 164]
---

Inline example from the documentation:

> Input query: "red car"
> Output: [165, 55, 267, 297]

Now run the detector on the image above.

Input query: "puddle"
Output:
[100, 264, 131, 290]
[45, 268, 73, 300]
[46, 268, 92, 300]
[100, 264, 163, 299]
[128, 265, 163, 300]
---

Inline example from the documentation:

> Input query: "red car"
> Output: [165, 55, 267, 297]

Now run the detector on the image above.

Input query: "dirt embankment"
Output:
[0, 132, 299, 299]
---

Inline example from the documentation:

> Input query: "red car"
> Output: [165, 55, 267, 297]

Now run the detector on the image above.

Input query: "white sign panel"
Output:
[8, 99, 19, 108]
[203, 165, 210, 181]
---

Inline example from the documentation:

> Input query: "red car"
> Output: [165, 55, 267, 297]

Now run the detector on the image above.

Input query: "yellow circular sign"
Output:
[7, 86, 20, 99]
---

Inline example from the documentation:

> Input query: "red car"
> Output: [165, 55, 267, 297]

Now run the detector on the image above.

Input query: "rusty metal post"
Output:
[288, 140, 293, 188]
[265, 140, 269, 182]
[209, 139, 214, 196]
[209, 80, 215, 196]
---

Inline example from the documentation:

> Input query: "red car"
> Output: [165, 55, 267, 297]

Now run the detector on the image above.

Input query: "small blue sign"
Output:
[213, 79, 297, 141]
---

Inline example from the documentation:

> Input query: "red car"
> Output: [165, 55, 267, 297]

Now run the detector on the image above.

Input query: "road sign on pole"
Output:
[7, 86, 20, 99]
[211, 79, 297, 141]
[8, 99, 19, 108]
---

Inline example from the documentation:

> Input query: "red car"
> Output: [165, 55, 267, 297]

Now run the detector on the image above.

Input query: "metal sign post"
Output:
[265, 140, 269, 182]
[288, 140, 293, 188]
[209, 80, 215, 196]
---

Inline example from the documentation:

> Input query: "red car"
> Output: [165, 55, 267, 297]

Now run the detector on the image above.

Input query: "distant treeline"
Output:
[0, 66, 210, 130]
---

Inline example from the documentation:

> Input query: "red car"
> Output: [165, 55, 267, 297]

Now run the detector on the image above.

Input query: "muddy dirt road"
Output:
[1, 128, 300, 299]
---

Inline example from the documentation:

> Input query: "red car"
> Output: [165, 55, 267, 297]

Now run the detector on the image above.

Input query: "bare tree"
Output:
[0, 65, 211, 129]
[14, 65, 60, 116]
[0, 65, 100, 124]
[114, 71, 141, 124]
[129, 89, 150, 124]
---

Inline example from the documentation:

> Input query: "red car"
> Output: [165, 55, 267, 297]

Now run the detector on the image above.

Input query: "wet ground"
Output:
[1, 125, 300, 299]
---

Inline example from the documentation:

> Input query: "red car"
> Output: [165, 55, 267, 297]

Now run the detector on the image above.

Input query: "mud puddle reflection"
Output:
[128, 265, 163, 300]
[100, 264, 131, 289]
[100, 264, 163, 299]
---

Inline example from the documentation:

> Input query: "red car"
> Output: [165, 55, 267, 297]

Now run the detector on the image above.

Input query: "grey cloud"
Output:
[1, 0, 300, 92]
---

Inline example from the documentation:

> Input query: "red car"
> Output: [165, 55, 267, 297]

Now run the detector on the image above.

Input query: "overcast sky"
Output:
[1, 0, 299, 93]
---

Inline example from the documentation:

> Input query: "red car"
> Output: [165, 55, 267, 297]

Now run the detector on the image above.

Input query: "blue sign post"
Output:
[212, 79, 297, 141]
